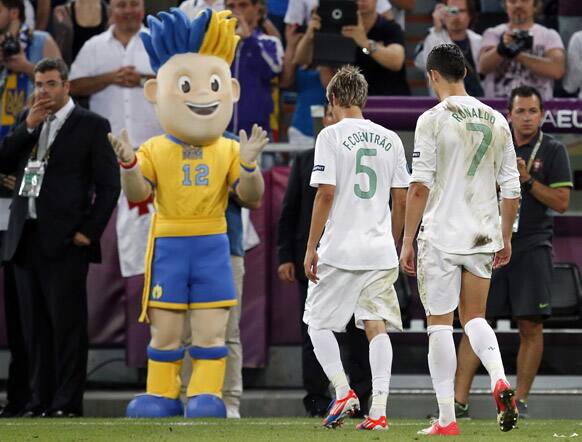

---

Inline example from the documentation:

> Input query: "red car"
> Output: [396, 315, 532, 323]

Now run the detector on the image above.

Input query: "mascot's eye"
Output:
[210, 74, 221, 92]
[178, 76, 191, 93]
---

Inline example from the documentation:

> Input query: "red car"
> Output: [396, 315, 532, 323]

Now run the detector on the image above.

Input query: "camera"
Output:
[445, 6, 459, 16]
[507, 29, 533, 53]
[1, 33, 21, 58]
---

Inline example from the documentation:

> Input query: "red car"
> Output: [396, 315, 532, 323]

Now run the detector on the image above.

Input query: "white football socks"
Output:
[368, 333, 392, 419]
[308, 326, 350, 399]
[464, 317, 507, 391]
[427, 325, 456, 427]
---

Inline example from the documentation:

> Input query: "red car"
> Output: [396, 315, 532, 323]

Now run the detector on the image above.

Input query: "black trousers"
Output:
[12, 221, 90, 414]
[298, 279, 372, 415]
[0, 240, 30, 411]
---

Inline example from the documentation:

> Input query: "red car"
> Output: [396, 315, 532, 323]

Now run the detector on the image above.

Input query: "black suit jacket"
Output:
[0, 104, 120, 262]
[277, 149, 317, 281]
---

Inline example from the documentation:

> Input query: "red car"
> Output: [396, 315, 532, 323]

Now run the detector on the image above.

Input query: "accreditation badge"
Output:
[18, 160, 45, 198]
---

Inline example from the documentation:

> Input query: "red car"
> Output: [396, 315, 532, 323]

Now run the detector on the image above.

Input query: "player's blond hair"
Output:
[326, 65, 368, 109]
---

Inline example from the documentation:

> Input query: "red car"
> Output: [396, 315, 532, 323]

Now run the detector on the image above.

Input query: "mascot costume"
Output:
[108, 7, 268, 418]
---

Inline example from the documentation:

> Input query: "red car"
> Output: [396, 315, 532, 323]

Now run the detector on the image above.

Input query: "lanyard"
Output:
[525, 130, 543, 173]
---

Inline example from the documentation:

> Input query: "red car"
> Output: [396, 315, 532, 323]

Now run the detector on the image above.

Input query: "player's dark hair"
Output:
[508, 86, 544, 112]
[426, 43, 466, 82]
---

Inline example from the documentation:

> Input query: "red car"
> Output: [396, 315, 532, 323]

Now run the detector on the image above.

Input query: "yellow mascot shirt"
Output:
[136, 134, 240, 237]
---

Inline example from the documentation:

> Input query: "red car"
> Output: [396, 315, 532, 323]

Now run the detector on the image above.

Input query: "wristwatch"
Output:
[521, 177, 535, 193]
[139, 75, 148, 88]
[362, 40, 378, 55]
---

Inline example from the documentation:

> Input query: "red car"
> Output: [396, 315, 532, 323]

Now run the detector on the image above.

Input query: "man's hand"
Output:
[121, 66, 141, 88]
[341, 12, 368, 48]
[26, 98, 54, 130]
[277, 262, 296, 283]
[239, 123, 269, 166]
[306, 12, 321, 38]
[493, 241, 511, 269]
[108, 129, 135, 164]
[0, 174, 16, 190]
[73, 232, 91, 246]
[399, 241, 416, 276]
[304, 248, 319, 283]
[236, 16, 253, 39]
[3, 51, 33, 75]
[516, 157, 531, 183]
[285, 24, 304, 48]
[432, 3, 446, 32]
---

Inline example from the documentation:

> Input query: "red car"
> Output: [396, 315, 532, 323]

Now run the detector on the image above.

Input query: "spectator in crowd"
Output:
[0, 58, 120, 417]
[478, 0, 565, 100]
[0, 0, 61, 139]
[294, 0, 409, 96]
[563, 30, 582, 97]
[455, 86, 573, 419]
[225, 0, 283, 136]
[69, 0, 160, 147]
[51, 0, 110, 67]
[280, 23, 325, 146]
[558, 0, 582, 47]
[415, 0, 483, 96]
[277, 104, 374, 417]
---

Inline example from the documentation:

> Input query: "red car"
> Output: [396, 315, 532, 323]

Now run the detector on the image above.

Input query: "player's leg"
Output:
[454, 334, 480, 413]
[353, 268, 401, 431]
[304, 264, 361, 427]
[416, 241, 460, 436]
[459, 260, 517, 432]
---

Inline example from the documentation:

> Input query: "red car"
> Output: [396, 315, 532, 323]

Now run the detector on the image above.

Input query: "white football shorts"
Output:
[303, 264, 402, 332]
[417, 238, 494, 316]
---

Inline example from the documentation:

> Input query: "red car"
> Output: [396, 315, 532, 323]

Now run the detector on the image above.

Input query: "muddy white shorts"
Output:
[417, 239, 494, 316]
[303, 264, 402, 332]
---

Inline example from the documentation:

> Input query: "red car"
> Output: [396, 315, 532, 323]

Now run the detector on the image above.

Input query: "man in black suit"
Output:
[0, 58, 120, 417]
[277, 106, 372, 417]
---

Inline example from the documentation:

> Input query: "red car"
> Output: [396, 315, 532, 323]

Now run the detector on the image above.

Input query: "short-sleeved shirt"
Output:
[480, 23, 565, 100]
[513, 131, 573, 252]
[411, 96, 521, 255]
[563, 30, 582, 97]
[137, 135, 240, 237]
[69, 26, 162, 146]
[310, 118, 410, 270]
[356, 15, 410, 96]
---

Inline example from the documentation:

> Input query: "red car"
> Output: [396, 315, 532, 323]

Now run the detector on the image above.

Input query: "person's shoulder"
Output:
[76, 106, 109, 125]
[367, 120, 399, 140]
[373, 14, 402, 33]
[81, 27, 112, 48]
[483, 22, 507, 37]
[542, 133, 568, 153]
[467, 29, 482, 42]
[32, 29, 51, 40]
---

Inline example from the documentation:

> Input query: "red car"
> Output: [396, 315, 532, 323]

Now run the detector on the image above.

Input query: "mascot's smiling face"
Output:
[144, 53, 240, 146]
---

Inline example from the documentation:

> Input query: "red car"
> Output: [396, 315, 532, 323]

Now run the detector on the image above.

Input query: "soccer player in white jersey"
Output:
[400, 43, 521, 435]
[303, 65, 410, 430]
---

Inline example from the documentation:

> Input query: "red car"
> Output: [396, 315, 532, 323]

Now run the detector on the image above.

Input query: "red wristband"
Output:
[119, 156, 137, 169]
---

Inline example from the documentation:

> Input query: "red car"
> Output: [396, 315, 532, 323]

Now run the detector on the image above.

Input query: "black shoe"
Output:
[21, 409, 44, 418]
[304, 394, 332, 418]
[0, 404, 25, 418]
[42, 409, 81, 418]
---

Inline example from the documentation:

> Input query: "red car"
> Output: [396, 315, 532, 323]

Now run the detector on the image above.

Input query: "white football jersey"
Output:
[411, 95, 521, 255]
[310, 118, 410, 270]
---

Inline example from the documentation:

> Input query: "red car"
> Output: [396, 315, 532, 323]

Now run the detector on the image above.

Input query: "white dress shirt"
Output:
[69, 26, 162, 147]
[179, 0, 224, 20]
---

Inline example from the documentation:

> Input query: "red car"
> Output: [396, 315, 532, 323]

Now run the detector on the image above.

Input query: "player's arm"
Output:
[108, 129, 152, 202]
[304, 184, 335, 283]
[400, 114, 435, 276]
[391, 188, 407, 244]
[236, 124, 269, 205]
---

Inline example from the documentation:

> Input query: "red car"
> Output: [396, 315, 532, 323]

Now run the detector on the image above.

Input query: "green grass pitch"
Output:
[0, 418, 580, 441]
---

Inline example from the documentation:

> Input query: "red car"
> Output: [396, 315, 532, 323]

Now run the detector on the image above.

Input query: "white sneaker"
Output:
[226, 405, 240, 419]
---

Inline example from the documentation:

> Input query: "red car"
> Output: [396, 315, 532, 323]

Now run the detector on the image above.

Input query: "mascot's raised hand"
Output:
[108, 129, 134, 164]
[239, 123, 269, 166]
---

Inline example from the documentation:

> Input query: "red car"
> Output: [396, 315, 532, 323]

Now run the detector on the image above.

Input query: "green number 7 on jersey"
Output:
[466, 123, 492, 176]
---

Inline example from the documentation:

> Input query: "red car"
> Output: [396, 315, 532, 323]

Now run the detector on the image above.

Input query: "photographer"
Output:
[0, 0, 61, 139]
[478, 0, 565, 100]
[414, 0, 483, 96]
